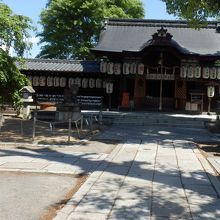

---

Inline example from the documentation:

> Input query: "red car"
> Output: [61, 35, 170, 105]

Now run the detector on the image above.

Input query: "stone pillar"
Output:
[134, 75, 146, 109]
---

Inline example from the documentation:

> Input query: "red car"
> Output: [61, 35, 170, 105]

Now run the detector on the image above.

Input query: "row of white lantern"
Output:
[180, 66, 220, 79]
[100, 61, 145, 75]
[27, 76, 108, 89]
[27, 76, 67, 87]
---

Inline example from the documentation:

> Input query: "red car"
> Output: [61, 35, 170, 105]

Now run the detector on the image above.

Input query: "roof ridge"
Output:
[25, 58, 99, 64]
[106, 18, 218, 28]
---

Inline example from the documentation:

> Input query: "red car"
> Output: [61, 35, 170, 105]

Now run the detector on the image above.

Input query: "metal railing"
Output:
[0, 113, 4, 131]
[0, 110, 102, 144]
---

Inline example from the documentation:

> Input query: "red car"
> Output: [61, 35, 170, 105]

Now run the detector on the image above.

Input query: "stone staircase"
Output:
[100, 112, 216, 128]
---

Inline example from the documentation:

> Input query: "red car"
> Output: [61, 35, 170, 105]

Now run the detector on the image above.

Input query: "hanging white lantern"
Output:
[203, 67, 210, 79]
[130, 63, 137, 74]
[217, 67, 220, 79]
[210, 67, 217, 79]
[75, 77, 81, 87]
[82, 78, 88, 88]
[207, 86, 215, 98]
[33, 76, 39, 86]
[39, 76, 46, 87]
[54, 77, 60, 87]
[187, 66, 194, 78]
[68, 78, 74, 87]
[114, 63, 121, 75]
[180, 66, 187, 78]
[59, 77, 66, 87]
[107, 62, 114, 74]
[96, 78, 102, 88]
[123, 63, 130, 75]
[194, 66, 201, 78]
[47, 76, 53, 87]
[137, 63, 144, 75]
[89, 78, 95, 88]
[100, 61, 107, 73]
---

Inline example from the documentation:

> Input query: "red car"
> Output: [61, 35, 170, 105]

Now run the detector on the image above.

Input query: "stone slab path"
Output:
[0, 145, 108, 175]
[53, 124, 220, 220]
[1, 121, 220, 220]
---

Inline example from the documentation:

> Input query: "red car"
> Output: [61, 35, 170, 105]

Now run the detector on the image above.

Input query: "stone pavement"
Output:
[0, 143, 110, 175]
[1, 115, 220, 219]
[207, 156, 220, 176]
[52, 124, 220, 220]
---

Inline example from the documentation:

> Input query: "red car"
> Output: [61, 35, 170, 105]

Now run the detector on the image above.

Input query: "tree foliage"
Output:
[38, 0, 145, 59]
[162, 0, 220, 25]
[0, 1, 34, 108]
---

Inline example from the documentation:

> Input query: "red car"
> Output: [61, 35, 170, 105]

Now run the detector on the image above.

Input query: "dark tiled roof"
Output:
[92, 19, 220, 56]
[20, 59, 100, 72]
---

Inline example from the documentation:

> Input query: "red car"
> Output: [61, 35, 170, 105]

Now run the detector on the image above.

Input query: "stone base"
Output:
[56, 111, 81, 121]
[56, 103, 81, 121]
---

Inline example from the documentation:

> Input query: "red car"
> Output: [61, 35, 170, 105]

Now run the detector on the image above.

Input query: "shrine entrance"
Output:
[145, 80, 175, 110]
[133, 49, 181, 111]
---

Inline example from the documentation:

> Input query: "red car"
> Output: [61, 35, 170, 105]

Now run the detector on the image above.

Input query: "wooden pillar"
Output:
[134, 75, 146, 109]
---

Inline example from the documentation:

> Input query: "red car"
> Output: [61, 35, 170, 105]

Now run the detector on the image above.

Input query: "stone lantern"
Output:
[20, 86, 35, 119]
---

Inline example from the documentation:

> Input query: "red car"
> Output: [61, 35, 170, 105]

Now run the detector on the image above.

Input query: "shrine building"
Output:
[21, 19, 220, 112]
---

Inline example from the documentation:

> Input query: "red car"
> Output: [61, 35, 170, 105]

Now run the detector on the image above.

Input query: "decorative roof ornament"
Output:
[152, 27, 173, 40]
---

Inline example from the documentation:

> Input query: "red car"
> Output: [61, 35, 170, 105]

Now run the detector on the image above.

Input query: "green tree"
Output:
[0, 1, 34, 109]
[38, 0, 145, 59]
[162, 0, 220, 25]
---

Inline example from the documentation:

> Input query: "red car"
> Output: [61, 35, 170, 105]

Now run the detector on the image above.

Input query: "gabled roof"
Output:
[19, 86, 35, 93]
[20, 59, 100, 72]
[91, 19, 220, 56]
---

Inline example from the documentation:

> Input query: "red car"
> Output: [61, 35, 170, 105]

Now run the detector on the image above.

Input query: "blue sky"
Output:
[2, 0, 176, 58]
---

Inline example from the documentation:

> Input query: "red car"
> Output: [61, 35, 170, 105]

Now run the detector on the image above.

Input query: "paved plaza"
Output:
[53, 125, 220, 220]
[1, 114, 220, 219]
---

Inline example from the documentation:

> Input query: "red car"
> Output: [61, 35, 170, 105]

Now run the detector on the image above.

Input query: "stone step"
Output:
[110, 114, 214, 128]
[113, 117, 205, 122]
[113, 122, 204, 128]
